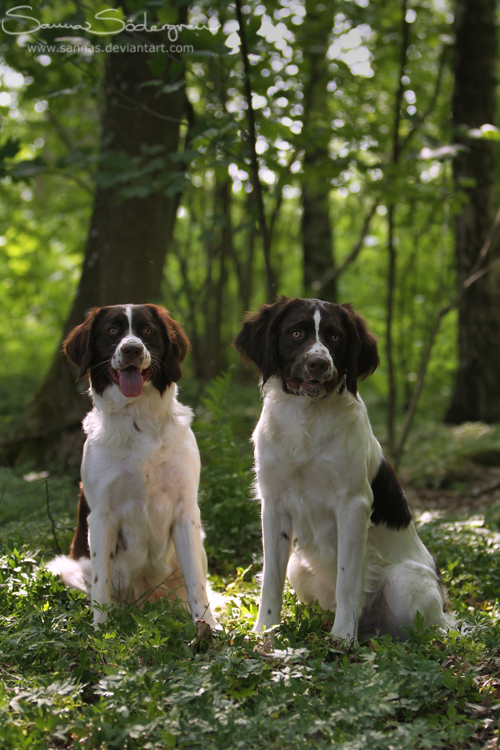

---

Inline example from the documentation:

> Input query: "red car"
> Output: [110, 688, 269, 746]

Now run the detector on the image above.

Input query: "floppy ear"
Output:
[148, 305, 190, 389]
[234, 296, 291, 383]
[340, 304, 379, 396]
[63, 308, 101, 380]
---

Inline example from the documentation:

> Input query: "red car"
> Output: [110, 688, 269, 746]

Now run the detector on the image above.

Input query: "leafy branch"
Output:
[394, 205, 500, 467]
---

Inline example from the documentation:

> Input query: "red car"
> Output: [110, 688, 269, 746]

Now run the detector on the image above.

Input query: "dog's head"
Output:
[64, 304, 189, 397]
[234, 297, 379, 398]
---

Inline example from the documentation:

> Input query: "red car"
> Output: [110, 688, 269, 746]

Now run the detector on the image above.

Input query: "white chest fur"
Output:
[253, 380, 382, 511]
[76, 382, 216, 627]
[82, 383, 199, 552]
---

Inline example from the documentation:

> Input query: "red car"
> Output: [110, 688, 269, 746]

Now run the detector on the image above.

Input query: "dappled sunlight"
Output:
[452, 422, 494, 440]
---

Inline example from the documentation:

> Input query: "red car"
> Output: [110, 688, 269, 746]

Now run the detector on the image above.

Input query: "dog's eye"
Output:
[108, 327, 118, 335]
[291, 330, 302, 339]
[331, 334, 339, 342]
[143, 326, 153, 336]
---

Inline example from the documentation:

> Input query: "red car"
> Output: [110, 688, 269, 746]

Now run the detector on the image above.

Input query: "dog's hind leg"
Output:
[287, 552, 336, 612]
[375, 561, 451, 639]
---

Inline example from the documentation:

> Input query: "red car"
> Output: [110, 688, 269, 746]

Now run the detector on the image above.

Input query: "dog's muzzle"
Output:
[110, 339, 152, 398]
[286, 353, 338, 399]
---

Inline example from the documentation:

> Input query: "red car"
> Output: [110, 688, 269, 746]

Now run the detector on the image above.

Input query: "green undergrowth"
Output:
[400, 420, 500, 489]
[1, 373, 500, 748]
[1, 545, 500, 750]
[193, 369, 260, 577]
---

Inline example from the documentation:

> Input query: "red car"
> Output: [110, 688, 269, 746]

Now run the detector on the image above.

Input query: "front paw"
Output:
[331, 621, 358, 647]
[199, 612, 221, 631]
[253, 612, 280, 633]
[92, 600, 112, 627]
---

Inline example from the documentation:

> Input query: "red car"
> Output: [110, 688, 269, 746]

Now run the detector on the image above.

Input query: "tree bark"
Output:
[194, 179, 232, 380]
[235, 0, 276, 303]
[5, 25, 186, 468]
[231, 191, 256, 316]
[302, 157, 336, 301]
[445, 0, 500, 424]
[301, 0, 336, 302]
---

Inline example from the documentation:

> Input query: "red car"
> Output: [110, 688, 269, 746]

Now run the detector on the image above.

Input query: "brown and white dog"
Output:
[48, 304, 218, 628]
[235, 297, 451, 643]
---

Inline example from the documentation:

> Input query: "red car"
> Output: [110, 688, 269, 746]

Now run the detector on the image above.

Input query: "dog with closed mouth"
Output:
[48, 303, 218, 628]
[235, 296, 452, 642]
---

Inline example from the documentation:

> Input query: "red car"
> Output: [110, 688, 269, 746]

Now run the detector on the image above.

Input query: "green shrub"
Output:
[195, 368, 261, 576]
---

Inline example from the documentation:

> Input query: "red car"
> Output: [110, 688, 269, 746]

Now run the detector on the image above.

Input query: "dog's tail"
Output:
[46, 555, 91, 595]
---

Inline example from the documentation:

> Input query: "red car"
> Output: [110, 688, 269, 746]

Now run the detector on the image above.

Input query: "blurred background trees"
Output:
[0, 0, 499, 467]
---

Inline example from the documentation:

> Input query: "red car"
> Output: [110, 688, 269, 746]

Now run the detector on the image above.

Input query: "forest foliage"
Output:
[0, 0, 483, 449]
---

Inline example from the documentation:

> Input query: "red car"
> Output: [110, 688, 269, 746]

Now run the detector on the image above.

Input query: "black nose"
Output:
[121, 343, 143, 359]
[305, 357, 330, 377]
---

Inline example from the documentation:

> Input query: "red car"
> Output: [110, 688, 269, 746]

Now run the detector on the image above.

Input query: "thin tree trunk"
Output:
[386, 204, 398, 453]
[301, 0, 336, 301]
[229, 191, 256, 317]
[444, 0, 500, 424]
[302, 156, 336, 301]
[201, 179, 232, 379]
[395, 207, 500, 467]
[235, 0, 276, 302]
[386, 0, 409, 455]
[212, 180, 232, 374]
[5, 25, 186, 469]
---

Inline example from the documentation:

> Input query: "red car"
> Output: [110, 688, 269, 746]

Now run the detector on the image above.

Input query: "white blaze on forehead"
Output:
[111, 304, 151, 370]
[314, 308, 321, 342]
[304, 306, 334, 372]
[124, 304, 133, 335]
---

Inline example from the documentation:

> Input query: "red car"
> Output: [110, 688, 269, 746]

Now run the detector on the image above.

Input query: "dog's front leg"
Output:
[172, 514, 218, 628]
[254, 499, 293, 633]
[332, 495, 371, 644]
[88, 509, 118, 627]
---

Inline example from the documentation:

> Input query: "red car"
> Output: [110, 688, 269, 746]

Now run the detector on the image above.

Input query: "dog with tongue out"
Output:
[47, 303, 219, 631]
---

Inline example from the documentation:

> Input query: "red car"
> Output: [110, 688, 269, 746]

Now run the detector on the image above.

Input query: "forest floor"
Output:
[408, 465, 500, 517]
[2, 376, 500, 749]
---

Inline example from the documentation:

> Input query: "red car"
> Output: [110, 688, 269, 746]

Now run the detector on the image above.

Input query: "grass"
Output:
[1, 371, 500, 748]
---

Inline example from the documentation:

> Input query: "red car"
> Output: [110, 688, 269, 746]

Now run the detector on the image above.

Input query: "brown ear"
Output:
[63, 308, 101, 380]
[148, 305, 190, 388]
[340, 304, 379, 396]
[234, 297, 291, 383]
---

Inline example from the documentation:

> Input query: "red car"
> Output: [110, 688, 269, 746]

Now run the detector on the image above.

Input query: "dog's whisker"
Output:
[89, 359, 112, 372]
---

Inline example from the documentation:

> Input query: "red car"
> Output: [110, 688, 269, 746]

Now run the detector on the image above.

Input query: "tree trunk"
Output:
[230, 191, 256, 316]
[5, 25, 186, 469]
[236, 0, 277, 303]
[301, 0, 336, 302]
[444, 0, 500, 424]
[210, 179, 232, 376]
[191, 178, 232, 380]
[302, 158, 336, 301]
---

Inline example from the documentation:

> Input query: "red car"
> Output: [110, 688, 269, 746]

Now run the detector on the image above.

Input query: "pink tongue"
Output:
[118, 369, 144, 397]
